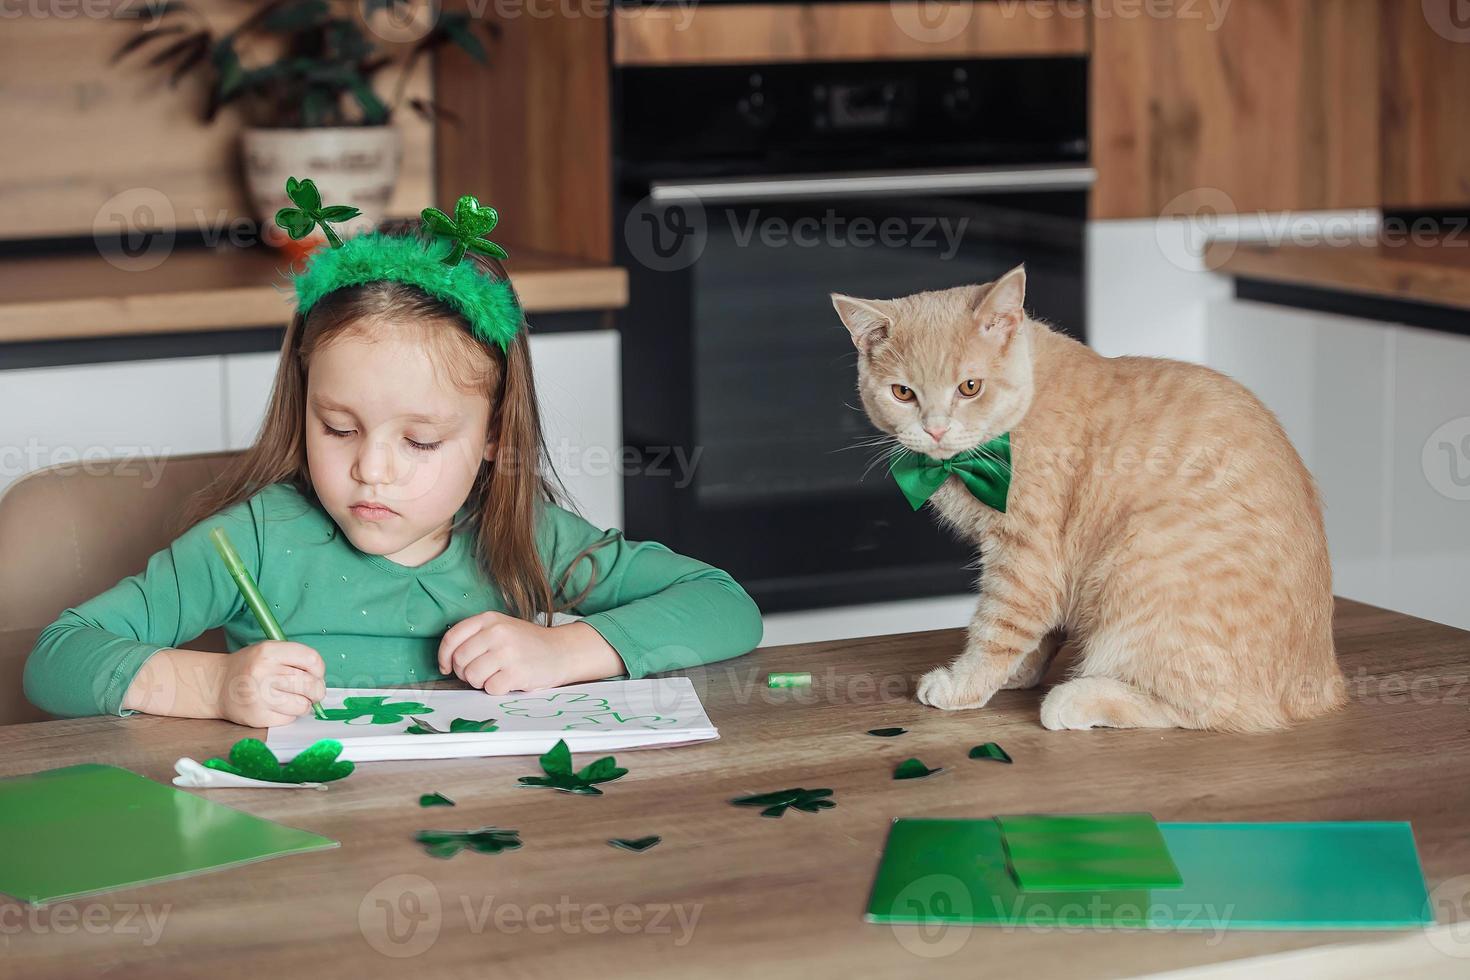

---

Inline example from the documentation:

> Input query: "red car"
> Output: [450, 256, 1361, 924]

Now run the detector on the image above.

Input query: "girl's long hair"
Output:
[181, 226, 593, 622]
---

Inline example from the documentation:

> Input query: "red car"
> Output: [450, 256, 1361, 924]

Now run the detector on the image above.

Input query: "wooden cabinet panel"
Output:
[613, 1, 1089, 66]
[1091, 0, 1381, 219]
[435, 4, 611, 263]
[1381, 0, 1470, 209]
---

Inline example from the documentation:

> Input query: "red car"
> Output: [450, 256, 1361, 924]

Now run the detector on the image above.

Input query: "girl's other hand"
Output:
[438, 612, 623, 694]
[218, 640, 326, 728]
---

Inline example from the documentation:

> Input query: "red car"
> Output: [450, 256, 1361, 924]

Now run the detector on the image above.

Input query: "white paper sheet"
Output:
[265, 677, 718, 762]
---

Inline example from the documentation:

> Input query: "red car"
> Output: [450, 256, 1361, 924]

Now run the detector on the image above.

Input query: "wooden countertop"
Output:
[0, 246, 628, 344]
[2, 598, 1468, 977]
[1208, 236, 1470, 311]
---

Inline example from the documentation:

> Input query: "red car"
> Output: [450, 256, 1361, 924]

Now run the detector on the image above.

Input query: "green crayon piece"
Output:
[210, 527, 327, 720]
[767, 672, 811, 689]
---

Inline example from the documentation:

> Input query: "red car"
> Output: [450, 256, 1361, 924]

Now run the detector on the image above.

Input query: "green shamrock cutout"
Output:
[969, 742, 1013, 764]
[500, 693, 610, 719]
[416, 827, 522, 859]
[420, 195, 509, 266]
[562, 711, 677, 731]
[731, 788, 835, 818]
[274, 176, 361, 249]
[319, 695, 433, 725]
[867, 727, 907, 737]
[608, 836, 661, 853]
[517, 738, 627, 796]
[202, 738, 354, 784]
[894, 758, 944, 780]
[419, 792, 455, 807]
[405, 716, 499, 735]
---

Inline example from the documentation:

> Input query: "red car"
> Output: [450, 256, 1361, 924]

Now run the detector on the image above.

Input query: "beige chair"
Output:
[0, 451, 241, 725]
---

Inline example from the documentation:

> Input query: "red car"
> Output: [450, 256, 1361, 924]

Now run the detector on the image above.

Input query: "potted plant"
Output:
[113, 0, 494, 255]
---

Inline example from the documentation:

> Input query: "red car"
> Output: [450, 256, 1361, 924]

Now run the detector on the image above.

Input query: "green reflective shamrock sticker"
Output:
[416, 827, 522, 859]
[517, 738, 627, 796]
[319, 695, 434, 725]
[420, 195, 509, 266]
[202, 737, 354, 784]
[405, 717, 499, 735]
[730, 788, 835, 818]
[274, 176, 361, 249]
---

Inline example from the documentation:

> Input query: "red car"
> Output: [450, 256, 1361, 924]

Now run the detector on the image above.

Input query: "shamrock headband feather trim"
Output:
[278, 177, 523, 352]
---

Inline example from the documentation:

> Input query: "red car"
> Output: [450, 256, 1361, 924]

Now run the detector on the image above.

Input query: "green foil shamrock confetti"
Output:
[730, 788, 835, 818]
[608, 836, 662, 853]
[894, 758, 944, 780]
[421, 195, 509, 266]
[868, 727, 907, 737]
[319, 696, 433, 724]
[274, 177, 361, 249]
[202, 738, 354, 784]
[517, 739, 627, 796]
[969, 742, 1013, 764]
[416, 827, 522, 859]
[406, 717, 499, 735]
[419, 793, 455, 807]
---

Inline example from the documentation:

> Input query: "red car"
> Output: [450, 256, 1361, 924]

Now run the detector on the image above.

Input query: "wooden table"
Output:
[3, 598, 1469, 978]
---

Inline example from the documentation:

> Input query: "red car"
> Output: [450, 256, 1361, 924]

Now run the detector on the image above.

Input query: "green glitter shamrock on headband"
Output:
[277, 176, 524, 352]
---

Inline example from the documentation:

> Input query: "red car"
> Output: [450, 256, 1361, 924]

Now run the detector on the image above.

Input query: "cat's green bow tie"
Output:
[889, 433, 1011, 513]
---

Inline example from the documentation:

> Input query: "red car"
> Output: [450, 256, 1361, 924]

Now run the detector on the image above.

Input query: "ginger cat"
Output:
[833, 266, 1346, 732]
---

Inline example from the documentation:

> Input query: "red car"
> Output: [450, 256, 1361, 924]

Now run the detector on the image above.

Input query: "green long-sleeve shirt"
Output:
[25, 482, 763, 718]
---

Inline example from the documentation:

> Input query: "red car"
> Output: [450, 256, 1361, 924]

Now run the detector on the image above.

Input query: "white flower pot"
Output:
[242, 126, 403, 253]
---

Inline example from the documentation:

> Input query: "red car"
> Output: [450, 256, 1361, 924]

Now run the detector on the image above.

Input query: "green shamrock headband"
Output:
[277, 177, 523, 352]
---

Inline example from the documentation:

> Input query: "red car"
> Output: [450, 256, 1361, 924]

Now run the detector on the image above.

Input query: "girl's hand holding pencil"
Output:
[210, 527, 329, 726]
[216, 640, 327, 729]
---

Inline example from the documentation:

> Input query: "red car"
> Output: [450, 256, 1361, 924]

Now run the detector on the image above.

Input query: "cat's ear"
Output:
[831, 294, 893, 353]
[975, 265, 1026, 339]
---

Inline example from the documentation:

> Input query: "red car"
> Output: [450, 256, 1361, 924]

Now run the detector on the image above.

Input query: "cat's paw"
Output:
[916, 666, 999, 711]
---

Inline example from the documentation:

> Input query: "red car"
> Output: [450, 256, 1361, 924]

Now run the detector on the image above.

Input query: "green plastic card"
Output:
[866, 818, 1433, 930]
[996, 812, 1182, 891]
[0, 764, 339, 906]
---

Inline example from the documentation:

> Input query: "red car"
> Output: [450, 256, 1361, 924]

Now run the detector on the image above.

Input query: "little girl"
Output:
[24, 184, 764, 726]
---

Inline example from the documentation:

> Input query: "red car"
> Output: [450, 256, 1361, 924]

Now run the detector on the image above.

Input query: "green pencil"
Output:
[209, 527, 327, 720]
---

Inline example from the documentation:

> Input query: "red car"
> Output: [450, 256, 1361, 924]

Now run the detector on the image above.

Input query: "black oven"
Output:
[614, 57, 1090, 613]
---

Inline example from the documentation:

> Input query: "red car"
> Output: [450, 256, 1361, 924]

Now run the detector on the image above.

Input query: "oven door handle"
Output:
[648, 165, 1096, 204]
